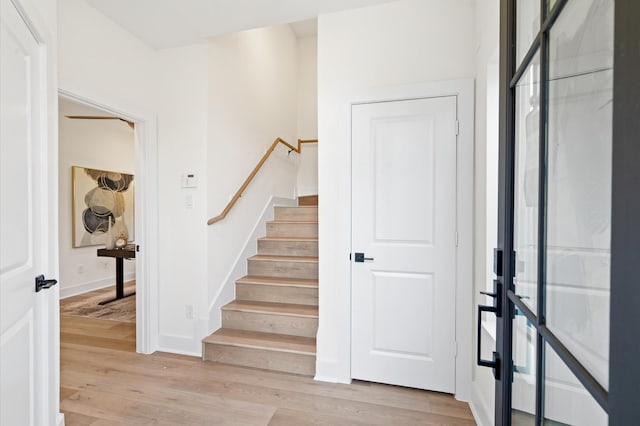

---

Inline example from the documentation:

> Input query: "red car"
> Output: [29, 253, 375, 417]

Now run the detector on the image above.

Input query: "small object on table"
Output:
[114, 235, 127, 249]
[96, 244, 136, 305]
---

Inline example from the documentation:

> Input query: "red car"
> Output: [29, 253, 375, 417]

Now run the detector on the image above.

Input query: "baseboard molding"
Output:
[56, 412, 65, 426]
[206, 196, 297, 332]
[59, 273, 136, 299]
[157, 333, 202, 358]
[469, 381, 493, 426]
[314, 358, 352, 384]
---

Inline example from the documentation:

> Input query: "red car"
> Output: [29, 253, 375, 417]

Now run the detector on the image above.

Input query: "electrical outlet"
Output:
[185, 304, 194, 319]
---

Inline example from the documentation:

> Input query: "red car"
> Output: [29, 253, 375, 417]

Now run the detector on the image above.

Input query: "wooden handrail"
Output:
[207, 137, 318, 225]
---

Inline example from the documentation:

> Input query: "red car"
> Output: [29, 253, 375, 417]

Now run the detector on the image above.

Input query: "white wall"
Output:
[296, 35, 318, 196]
[58, 0, 209, 355]
[316, 0, 476, 383]
[297, 36, 318, 139]
[470, 0, 500, 424]
[58, 98, 136, 297]
[206, 25, 299, 330]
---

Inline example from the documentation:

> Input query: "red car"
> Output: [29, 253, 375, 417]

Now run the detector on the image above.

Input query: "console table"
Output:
[97, 245, 136, 305]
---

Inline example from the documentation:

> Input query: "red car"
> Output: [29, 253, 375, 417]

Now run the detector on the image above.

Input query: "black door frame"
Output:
[493, 0, 640, 424]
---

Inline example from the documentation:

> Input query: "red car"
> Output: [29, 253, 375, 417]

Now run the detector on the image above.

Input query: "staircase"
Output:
[202, 195, 318, 375]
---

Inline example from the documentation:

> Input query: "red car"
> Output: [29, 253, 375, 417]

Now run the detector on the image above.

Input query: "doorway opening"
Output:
[57, 96, 138, 351]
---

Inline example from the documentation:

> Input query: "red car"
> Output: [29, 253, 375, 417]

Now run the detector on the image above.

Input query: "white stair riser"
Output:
[274, 207, 318, 221]
[203, 343, 315, 375]
[258, 239, 318, 257]
[236, 283, 318, 306]
[248, 259, 318, 280]
[267, 222, 318, 238]
[222, 310, 318, 338]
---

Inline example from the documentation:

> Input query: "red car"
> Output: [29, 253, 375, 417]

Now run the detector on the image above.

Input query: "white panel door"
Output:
[351, 96, 457, 392]
[0, 1, 51, 424]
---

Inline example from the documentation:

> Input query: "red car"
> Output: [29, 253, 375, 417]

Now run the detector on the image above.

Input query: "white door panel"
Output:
[351, 96, 457, 392]
[0, 0, 47, 424]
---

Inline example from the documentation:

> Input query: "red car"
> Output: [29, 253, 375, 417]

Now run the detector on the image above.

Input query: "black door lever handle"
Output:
[354, 252, 374, 263]
[35, 274, 58, 292]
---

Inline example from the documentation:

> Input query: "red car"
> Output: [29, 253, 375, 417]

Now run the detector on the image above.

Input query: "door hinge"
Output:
[453, 341, 458, 357]
[455, 232, 459, 247]
[455, 120, 460, 136]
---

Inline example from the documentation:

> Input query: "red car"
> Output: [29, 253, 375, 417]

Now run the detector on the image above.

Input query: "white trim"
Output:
[315, 358, 352, 384]
[344, 79, 474, 400]
[57, 89, 159, 355]
[59, 272, 137, 299]
[157, 333, 203, 358]
[56, 412, 66, 426]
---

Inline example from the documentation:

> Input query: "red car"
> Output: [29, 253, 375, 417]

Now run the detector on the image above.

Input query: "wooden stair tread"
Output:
[203, 329, 316, 355]
[258, 236, 318, 242]
[277, 206, 317, 209]
[237, 276, 318, 288]
[249, 255, 318, 263]
[268, 220, 318, 224]
[222, 300, 318, 317]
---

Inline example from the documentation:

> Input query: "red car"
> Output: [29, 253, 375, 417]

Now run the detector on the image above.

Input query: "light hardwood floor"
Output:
[60, 315, 476, 425]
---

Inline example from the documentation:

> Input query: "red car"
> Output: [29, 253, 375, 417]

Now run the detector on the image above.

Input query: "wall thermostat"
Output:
[182, 173, 198, 188]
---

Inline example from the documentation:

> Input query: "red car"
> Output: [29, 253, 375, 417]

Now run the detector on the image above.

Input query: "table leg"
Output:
[99, 257, 136, 305]
[116, 257, 124, 299]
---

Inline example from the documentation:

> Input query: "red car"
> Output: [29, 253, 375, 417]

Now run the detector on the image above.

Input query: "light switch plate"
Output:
[182, 173, 198, 188]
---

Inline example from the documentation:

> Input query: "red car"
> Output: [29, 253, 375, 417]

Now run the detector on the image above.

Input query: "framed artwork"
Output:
[72, 166, 135, 248]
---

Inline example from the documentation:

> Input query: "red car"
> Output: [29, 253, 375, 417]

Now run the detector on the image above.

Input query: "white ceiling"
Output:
[84, 0, 399, 49]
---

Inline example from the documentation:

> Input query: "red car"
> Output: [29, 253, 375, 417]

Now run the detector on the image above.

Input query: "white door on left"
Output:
[1, 0, 56, 424]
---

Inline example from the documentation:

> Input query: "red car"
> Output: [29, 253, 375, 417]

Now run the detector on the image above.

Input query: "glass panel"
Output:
[511, 312, 537, 425]
[548, 0, 613, 81]
[544, 343, 608, 425]
[516, 0, 540, 67]
[513, 52, 540, 313]
[546, 0, 613, 389]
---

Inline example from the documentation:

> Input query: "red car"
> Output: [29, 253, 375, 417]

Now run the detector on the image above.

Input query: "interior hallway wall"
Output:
[58, 0, 209, 354]
[296, 35, 319, 196]
[316, 0, 476, 384]
[206, 24, 299, 330]
[471, 0, 500, 424]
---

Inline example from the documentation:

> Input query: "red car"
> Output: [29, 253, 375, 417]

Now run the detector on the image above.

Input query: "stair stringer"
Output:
[206, 196, 298, 334]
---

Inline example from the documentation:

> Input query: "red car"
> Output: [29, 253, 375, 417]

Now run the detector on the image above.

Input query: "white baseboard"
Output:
[157, 333, 202, 358]
[59, 273, 136, 299]
[314, 358, 351, 384]
[56, 412, 65, 426]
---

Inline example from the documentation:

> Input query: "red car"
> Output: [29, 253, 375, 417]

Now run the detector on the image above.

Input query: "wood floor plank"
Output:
[60, 316, 475, 425]
[268, 407, 372, 425]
